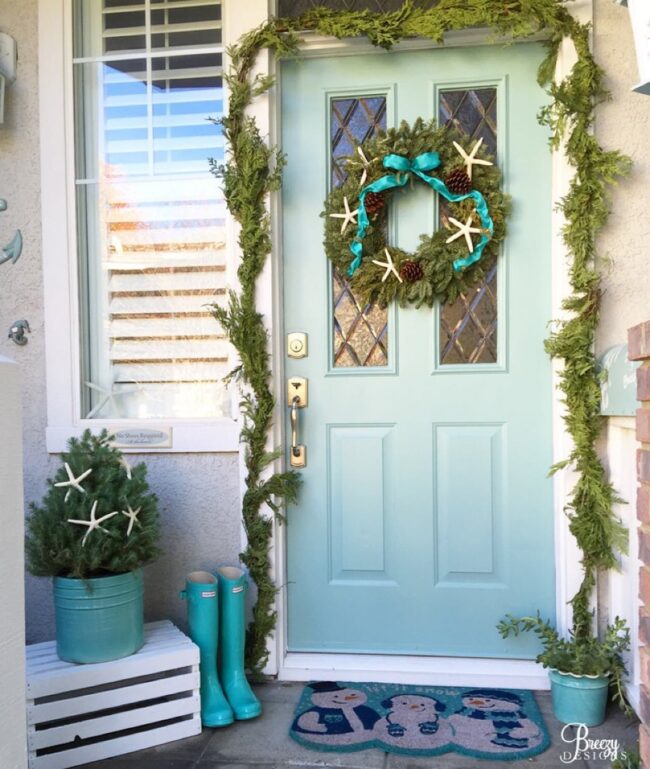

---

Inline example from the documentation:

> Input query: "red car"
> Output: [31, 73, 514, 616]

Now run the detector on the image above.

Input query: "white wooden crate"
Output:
[26, 620, 201, 769]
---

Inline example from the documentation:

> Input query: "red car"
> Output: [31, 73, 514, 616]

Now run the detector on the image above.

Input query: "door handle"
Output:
[289, 394, 306, 468]
[290, 396, 301, 456]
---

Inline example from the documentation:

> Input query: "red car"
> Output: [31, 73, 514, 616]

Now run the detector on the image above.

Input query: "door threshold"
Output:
[279, 652, 550, 690]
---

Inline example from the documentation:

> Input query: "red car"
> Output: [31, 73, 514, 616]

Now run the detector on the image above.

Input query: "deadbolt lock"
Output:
[287, 377, 308, 407]
[287, 332, 308, 359]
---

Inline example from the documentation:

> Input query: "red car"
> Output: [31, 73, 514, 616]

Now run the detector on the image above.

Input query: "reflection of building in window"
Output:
[73, 1, 230, 420]
[100, 171, 228, 420]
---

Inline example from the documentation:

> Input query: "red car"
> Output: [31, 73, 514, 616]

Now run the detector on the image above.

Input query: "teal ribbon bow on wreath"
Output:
[349, 151, 494, 277]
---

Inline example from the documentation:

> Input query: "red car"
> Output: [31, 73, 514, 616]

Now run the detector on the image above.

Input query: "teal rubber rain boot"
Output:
[180, 571, 234, 727]
[217, 566, 262, 720]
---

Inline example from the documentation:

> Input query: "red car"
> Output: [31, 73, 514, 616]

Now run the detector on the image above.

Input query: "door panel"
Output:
[434, 423, 504, 582]
[330, 424, 393, 579]
[281, 43, 554, 658]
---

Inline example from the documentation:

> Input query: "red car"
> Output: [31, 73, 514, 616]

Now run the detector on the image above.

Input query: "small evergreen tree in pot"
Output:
[26, 430, 162, 662]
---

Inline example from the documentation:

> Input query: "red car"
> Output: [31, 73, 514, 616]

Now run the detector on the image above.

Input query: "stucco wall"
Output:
[594, 0, 650, 353]
[0, 0, 242, 644]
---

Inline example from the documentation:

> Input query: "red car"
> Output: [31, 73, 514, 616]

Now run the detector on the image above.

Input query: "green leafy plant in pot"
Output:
[498, 613, 631, 726]
[612, 746, 640, 769]
[26, 430, 161, 663]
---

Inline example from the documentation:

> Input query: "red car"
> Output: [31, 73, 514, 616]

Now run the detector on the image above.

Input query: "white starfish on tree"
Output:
[372, 248, 403, 283]
[446, 215, 483, 253]
[67, 500, 119, 547]
[55, 463, 93, 503]
[120, 455, 133, 480]
[121, 504, 142, 537]
[452, 137, 493, 180]
[329, 196, 358, 234]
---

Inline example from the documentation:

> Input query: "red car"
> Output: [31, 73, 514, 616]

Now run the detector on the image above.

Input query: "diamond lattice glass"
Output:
[439, 88, 498, 365]
[331, 96, 388, 368]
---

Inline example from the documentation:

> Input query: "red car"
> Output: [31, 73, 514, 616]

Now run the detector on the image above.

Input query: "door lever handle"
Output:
[289, 395, 306, 468]
[290, 396, 300, 457]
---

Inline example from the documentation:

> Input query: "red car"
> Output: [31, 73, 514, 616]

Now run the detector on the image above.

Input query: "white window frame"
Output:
[39, 0, 241, 453]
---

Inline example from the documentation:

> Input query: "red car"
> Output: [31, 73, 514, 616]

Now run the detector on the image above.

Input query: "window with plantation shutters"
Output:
[72, 0, 229, 420]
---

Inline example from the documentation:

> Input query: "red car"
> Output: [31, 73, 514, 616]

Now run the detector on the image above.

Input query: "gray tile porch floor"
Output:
[78, 683, 638, 769]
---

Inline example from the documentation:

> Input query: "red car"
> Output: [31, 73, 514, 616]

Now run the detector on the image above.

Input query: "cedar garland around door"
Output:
[210, 0, 631, 675]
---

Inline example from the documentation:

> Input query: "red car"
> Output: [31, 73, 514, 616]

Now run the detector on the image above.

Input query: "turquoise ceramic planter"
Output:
[53, 570, 144, 663]
[549, 669, 609, 726]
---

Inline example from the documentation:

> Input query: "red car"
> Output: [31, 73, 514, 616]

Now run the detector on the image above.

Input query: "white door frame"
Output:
[235, 1, 593, 688]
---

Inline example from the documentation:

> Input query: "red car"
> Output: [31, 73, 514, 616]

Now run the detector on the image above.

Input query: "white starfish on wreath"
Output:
[355, 146, 378, 188]
[452, 137, 493, 180]
[372, 248, 403, 283]
[329, 195, 358, 234]
[445, 215, 483, 253]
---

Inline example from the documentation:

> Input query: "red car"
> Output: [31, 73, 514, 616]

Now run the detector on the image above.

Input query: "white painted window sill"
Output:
[46, 419, 240, 454]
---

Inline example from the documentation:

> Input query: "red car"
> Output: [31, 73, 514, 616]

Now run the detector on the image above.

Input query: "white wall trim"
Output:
[296, 28, 548, 58]
[223, 0, 283, 669]
[605, 415, 641, 712]
[281, 653, 550, 691]
[0, 357, 27, 769]
[260, 7, 594, 683]
[550, 34, 585, 641]
[45, 420, 240, 454]
[549, 0, 598, 641]
[37, 0, 241, 454]
[39, 0, 76, 451]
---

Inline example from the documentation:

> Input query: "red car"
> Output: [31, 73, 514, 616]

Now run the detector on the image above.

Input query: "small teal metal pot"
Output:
[53, 570, 144, 663]
[549, 669, 610, 726]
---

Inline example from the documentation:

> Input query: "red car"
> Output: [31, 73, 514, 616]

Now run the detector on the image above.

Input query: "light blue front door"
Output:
[281, 43, 554, 657]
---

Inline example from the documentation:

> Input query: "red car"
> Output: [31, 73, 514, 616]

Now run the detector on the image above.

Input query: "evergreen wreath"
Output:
[323, 118, 510, 308]
[212, 1, 631, 675]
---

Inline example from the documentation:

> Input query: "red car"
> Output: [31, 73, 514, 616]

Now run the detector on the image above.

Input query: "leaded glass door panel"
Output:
[281, 43, 554, 657]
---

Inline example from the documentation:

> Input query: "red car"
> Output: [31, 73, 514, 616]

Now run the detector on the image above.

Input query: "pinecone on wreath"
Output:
[400, 260, 424, 283]
[445, 167, 472, 195]
[364, 191, 385, 217]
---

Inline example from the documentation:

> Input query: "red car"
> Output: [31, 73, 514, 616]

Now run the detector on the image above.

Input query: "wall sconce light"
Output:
[615, 0, 650, 95]
[0, 32, 17, 124]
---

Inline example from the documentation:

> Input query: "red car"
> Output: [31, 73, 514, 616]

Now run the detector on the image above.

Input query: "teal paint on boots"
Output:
[181, 571, 233, 727]
[217, 567, 262, 720]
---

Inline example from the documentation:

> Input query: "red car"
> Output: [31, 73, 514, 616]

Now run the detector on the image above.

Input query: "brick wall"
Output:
[629, 320, 650, 767]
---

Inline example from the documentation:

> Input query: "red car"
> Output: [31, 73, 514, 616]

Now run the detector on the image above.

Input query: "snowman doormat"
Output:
[290, 682, 551, 760]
